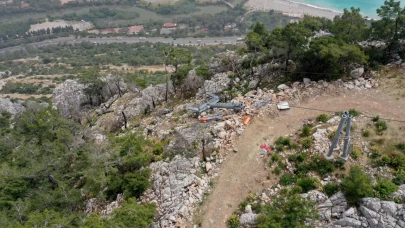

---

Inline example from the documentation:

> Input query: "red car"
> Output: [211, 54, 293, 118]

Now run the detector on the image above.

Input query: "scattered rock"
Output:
[0, 98, 24, 115]
[52, 80, 88, 121]
[205, 162, 212, 172]
[351, 68, 364, 79]
[248, 80, 258, 89]
[277, 84, 290, 90]
[303, 78, 311, 84]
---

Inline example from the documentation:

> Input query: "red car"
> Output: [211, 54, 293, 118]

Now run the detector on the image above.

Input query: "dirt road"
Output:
[198, 87, 405, 228]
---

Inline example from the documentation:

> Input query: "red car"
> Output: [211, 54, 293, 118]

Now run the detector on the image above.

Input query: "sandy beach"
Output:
[246, 0, 342, 19]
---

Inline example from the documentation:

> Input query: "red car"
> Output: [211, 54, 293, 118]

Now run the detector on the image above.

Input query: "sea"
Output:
[293, 0, 389, 18]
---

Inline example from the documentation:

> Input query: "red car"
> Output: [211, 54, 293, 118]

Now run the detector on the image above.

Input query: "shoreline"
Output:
[246, 0, 378, 20]
[246, 0, 342, 19]
[289, 0, 342, 14]
[291, 0, 379, 19]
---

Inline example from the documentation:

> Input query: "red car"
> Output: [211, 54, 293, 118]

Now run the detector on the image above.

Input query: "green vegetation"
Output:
[316, 114, 330, 123]
[301, 125, 311, 137]
[350, 146, 361, 160]
[139, 0, 199, 15]
[375, 120, 388, 134]
[195, 61, 212, 80]
[0, 42, 238, 70]
[0, 104, 161, 226]
[0, 81, 55, 95]
[306, 155, 336, 176]
[83, 198, 156, 227]
[296, 177, 318, 193]
[323, 182, 340, 196]
[392, 172, 405, 185]
[348, 109, 359, 117]
[279, 174, 297, 186]
[362, 129, 371, 137]
[374, 179, 398, 200]
[274, 136, 294, 151]
[0, 20, 32, 41]
[49, 8, 140, 28]
[246, 11, 290, 31]
[256, 191, 319, 228]
[300, 137, 313, 149]
[228, 213, 240, 228]
[396, 143, 405, 152]
[242, 1, 405, 83]
[341, 166, 373, 204]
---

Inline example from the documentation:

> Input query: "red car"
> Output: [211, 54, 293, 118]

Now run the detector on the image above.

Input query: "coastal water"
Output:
[294, 0, 387, 17]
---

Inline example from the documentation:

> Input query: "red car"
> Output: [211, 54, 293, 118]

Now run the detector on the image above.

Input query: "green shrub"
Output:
[123, 169, 151, 198]
[256, 193, 319, 228]
[341, 166, 373, 204]
[396, 143, 405, 152]
[372, 115, 380, 122]
[288, 153, 306, 163]
[277, 161, 287, 170]
[228, 214, 240, 228]
[334, 159, 346, 169]
[251, 203, 263, 214]
[362, 129, 371, 137]
[239, 200, 248, 210]
[376, 155, 391, 166]
[297, 177, 318, 193]
[297, 153, 306, 162]
[301, 126, 311, 137]
[316, 114, 330, 123]
[275, 136, 291, 146]
[323, 182, 340, 196]
[370, 148, 381, 159]
[275, 137, 293, 151]
[390, 154, 405, 170]
[375, 120, 388, 134]
[276, 144, 284, 152]
[290, 185, 303, 194]
[291, 143, 298, 149]
[271, 154, 280, 163]
[350, 146, 361, 160]
[296, 163, 310, 174]
[279, 174, 297, 186]
[374, 179, 398, 200]
[348, 109, 359, 117]
[288, 154, 298, 162]
[309, 155, 335, 176]
[328, 131, 336, 140]
[392, 172, 405, 185]
[373, 137, 386, 145]
[351, 151, 359, 160]
[300, 137, 313, 149]
[273, 166, 281, 175]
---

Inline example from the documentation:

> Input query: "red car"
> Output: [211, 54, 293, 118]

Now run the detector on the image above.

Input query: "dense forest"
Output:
[0, 102, 162, 227]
